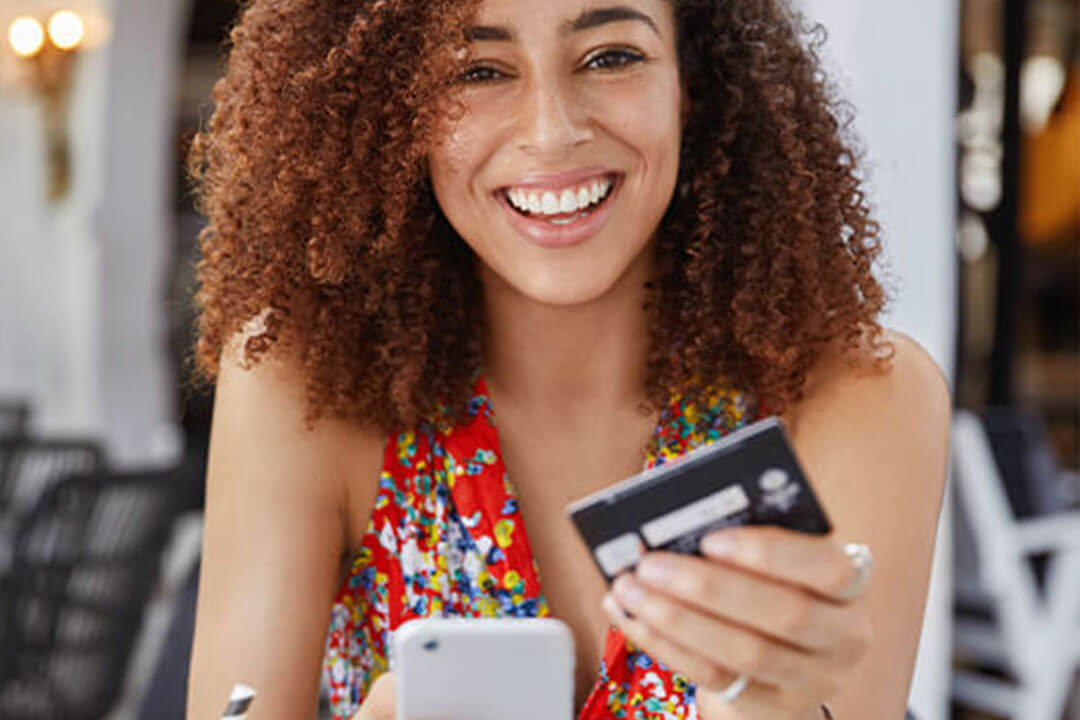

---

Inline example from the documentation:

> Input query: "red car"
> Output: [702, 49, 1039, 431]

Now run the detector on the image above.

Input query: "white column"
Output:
[92, 0, 191, 467]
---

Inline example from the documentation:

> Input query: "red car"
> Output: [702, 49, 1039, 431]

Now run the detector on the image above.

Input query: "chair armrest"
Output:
[1015, 511, 1080, 555]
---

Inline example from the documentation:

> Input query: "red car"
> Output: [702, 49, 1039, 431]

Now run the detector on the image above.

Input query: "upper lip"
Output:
[497, 167, 620, 193]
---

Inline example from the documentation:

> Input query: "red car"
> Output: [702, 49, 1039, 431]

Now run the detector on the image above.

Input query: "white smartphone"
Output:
[390, 617, 575, 720]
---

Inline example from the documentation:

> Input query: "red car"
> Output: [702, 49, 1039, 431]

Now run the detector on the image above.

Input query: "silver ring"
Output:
[708, 674, 749, 703]
[836, 542, 874, 601]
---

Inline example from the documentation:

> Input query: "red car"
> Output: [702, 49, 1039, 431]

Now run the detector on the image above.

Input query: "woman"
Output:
[185, 0, 950, 718]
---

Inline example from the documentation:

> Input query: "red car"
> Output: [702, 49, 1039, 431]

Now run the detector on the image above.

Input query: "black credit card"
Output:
[567, 416, 831, 582]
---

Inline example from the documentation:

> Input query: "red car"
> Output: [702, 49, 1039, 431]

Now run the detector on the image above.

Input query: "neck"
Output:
[479, 246, 655, 422]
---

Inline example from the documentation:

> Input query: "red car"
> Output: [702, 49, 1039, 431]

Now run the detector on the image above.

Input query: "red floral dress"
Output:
[322, 369, 761, 719]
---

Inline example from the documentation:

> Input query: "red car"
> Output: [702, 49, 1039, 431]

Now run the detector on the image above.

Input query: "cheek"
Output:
[428, 133, 472, 210]
[644, 79, 684, 163]
[428, 114, 498, 219]
[623, 110, 681, 167]
[596, 74, 683, 174]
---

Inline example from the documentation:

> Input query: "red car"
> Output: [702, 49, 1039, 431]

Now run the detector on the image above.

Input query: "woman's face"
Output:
[428, 0, 683, 306]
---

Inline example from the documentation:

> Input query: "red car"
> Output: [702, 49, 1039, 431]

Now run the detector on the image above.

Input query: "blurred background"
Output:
[0, 0, 1076, 718]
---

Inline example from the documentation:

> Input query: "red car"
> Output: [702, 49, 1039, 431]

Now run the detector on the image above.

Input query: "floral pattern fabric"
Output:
[323, 369, 760, 719]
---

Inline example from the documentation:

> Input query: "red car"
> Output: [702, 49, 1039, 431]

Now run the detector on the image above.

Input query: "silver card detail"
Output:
[641, 485, 750, 547]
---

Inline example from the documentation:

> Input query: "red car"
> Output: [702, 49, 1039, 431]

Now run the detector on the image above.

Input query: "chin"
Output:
[490, 249, 645, 308]
[518, 278, 615, 307]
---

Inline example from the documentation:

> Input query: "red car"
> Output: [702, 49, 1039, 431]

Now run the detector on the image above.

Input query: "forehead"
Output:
[470, 0, 675, 38]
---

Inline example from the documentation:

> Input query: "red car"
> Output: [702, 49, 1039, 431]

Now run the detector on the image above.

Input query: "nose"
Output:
[515, 77, 592, 156]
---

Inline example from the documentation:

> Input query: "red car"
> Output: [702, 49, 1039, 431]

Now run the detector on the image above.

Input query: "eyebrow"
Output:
[564, 6, 660, 36]
[465, 5, 661, 43]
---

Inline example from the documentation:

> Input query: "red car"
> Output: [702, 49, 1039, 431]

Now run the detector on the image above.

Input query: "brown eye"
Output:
[460, 65, 506, 84]
[584, 48, 644, 71]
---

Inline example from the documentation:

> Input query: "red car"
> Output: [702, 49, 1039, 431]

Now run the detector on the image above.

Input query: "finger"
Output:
[634, 551, 861, 655]
[602, 593, 744, 693]
[700, 526, 869, 603]
[609, 575, 829, 689]
[694, 678, 813, 720]
[603, 594, 802, 720]
[351, 672, 396, 720]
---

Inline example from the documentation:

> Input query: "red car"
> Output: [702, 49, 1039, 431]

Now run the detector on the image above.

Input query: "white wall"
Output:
[0, 0, 187, 468]
[796, 0, 959, 372]
[794, 2, 959, 719]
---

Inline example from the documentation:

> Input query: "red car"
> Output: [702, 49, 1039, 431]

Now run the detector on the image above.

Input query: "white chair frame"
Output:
[950, 410, 1080, 720]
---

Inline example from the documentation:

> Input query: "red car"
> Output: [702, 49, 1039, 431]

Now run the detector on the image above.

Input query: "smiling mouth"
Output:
[498, 173, 622, 226]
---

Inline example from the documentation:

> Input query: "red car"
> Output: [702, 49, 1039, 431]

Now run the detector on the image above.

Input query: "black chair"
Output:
[0, 439, 104, 517]
[0, 466, 184, 719]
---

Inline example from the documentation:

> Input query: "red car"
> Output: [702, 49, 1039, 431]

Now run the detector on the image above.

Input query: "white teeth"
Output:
[542, 192, 560, 214]
[577, 187, 590, 207]
[559, 189, 577, 213]
[507, 190, 526, 213]
[504, 176, 616, 217]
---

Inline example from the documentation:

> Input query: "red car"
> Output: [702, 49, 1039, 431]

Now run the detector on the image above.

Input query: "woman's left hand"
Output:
[602, 526, 873, 719]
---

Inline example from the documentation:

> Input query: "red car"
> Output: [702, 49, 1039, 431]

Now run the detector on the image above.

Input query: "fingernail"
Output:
[701, 530, 738, 558]
[602, 593, 628, 623]
[613, 575, 647, 608]
[636, 556, 674, 585]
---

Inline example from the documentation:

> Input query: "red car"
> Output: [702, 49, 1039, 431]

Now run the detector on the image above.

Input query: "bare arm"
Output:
[186, 326, 384, 719]
[788, 329, 951, 715]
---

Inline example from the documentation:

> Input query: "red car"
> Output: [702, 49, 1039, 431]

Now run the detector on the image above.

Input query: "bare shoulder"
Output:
[783, 327, 952, 514]
[787, 327, 951, 444]
[214, 308, 385, 486]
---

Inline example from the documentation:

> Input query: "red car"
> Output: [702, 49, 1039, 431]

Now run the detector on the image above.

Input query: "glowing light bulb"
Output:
[48, 10, 84, 51]
[9, 16, 45, 58]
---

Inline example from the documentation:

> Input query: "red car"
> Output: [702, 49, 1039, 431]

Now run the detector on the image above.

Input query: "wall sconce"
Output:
[7, 9, 87, 202]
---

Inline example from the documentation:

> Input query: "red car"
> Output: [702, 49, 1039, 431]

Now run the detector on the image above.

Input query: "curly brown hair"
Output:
[188, 0, 892, 436]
